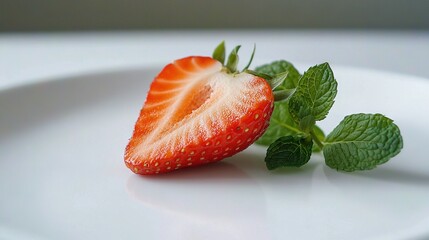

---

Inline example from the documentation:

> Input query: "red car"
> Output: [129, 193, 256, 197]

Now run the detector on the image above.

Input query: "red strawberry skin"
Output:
[125, 56, 274, 175]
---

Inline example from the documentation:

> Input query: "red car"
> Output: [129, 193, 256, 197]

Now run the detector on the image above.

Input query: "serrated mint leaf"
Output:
[256, 102, 301, 146]
[255, 60, 301, 89]
[289, 63, 337, 130]
[265, 135, 313, 170]
[323, 113, 403, 171]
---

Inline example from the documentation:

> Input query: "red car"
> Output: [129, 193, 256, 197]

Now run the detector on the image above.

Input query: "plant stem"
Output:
[272, 119, 302, 134]
[310, 129, 324, 150]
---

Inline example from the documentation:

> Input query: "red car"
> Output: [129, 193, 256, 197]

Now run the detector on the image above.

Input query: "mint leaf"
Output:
[289, 63, 337, 131]
[265, 135, 313, 169]
[256, 102, 301, 146]
[255, 60, 301, 89]
[323, 113, 403, 171]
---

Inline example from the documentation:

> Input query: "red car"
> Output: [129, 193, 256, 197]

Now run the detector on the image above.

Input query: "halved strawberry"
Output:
[125, 44, 274, 175]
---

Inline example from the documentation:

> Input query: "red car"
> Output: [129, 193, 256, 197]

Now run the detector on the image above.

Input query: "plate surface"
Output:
[1, 65, 429, 240]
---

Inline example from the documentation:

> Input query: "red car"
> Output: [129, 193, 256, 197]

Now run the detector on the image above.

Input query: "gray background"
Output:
[1, 0, 429, 31]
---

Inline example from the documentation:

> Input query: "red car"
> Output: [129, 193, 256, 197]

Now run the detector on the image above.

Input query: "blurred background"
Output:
[1, 0, 428, 89]
[1, 0, 429, 31]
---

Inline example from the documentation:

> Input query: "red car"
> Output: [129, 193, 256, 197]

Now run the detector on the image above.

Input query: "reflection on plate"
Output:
[1, 66, 429, 240]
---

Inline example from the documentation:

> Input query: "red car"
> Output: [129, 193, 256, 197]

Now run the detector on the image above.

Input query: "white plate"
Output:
[1, 65, 429, 240]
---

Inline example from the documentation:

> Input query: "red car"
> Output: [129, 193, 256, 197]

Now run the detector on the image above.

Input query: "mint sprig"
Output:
[254, 61, 403, 172]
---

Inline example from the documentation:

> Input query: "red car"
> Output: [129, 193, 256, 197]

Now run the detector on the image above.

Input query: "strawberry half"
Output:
[125, 44, 274, 175]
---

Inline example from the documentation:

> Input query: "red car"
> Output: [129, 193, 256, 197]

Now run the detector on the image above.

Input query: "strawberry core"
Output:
[186, 85, 213, 115]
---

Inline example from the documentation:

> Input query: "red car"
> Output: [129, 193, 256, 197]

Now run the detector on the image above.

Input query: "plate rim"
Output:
[1, 63, 428, 94]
